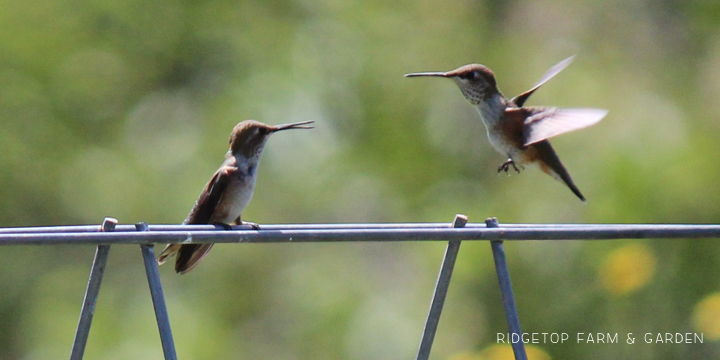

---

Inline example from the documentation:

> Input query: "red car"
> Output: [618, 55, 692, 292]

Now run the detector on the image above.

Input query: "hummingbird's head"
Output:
[405, 64, 501, 105]
[229, 120, 314, 159]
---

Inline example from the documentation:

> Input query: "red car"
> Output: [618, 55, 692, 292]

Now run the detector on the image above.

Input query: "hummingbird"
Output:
[405, 56, 607, 201]
[157, 119, 314, 274]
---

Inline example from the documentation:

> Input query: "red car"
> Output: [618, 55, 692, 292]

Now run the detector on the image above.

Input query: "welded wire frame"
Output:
[69, 218, 116, 360]
[416, 214, 468, 360]
[2, 219, 720, 360]
[1, 223, 719, 244]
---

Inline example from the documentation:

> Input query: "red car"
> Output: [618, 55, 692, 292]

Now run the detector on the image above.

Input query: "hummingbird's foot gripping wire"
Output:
[497, 159, 522, 174]
[241, 221, 260, 230]
[213, 221, 260, 230]
[214, 222, 234, 230]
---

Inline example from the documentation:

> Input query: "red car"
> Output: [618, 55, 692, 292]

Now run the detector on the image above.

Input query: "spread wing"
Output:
[523, 107, 608, 146]
[510, 55, 575, 108]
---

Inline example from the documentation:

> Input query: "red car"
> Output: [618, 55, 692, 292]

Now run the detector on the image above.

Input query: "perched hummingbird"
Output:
[405, 56, 607, 201]
[158, 119, 314, 274]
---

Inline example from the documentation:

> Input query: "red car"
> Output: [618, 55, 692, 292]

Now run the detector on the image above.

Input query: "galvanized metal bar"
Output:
[487, 217, 527, 360]
[1, 222, 718, 234]
[416, 214, 468, 360]
[70, 218, 117, 360]
[137, 223, 177, 360]
[2, 224, 720, 246]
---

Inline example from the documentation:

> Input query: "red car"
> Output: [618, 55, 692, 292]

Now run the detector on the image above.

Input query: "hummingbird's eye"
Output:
[460, 70, 479, 81]
[258, 127, 268, 135]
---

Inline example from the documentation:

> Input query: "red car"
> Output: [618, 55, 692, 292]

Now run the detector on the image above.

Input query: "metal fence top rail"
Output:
[0, 222, 719, 245]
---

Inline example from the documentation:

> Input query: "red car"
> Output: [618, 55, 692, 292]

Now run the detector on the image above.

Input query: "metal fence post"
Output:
[70, 217, 116, 360]
[486, 217, 527, 360]
[416, 214, 468, 360]
[136, 222, 178, 360]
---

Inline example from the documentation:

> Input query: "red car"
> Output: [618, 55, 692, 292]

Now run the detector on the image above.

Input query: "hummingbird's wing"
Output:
[174, 167, 233, 274]
[510, 56, 575, 107]
[175, 243, 214, 274]
[523, 107, 608, 146]
[184, 169, 231, 225]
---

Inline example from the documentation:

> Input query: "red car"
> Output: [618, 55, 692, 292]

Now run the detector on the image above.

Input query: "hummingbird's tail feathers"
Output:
[175, 243, 215, 274]
[157, 244, 181, 265]
[559, 175, 586, 202]
[523, 108, 607, 146]
[533, 140, 586, 202]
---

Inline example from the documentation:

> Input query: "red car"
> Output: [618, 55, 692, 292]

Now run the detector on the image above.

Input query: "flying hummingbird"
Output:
[405, 56, 607, 201]
[158, 119, 314, 274]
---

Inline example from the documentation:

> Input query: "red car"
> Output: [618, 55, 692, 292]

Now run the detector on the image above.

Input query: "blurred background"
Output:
[0, 0, 719, 359]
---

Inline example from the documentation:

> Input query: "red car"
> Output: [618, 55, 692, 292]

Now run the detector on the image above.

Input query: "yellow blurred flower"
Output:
[693, 293, 720, 340]
[447, 344, 551, 360]
[599, 243, 657, 295]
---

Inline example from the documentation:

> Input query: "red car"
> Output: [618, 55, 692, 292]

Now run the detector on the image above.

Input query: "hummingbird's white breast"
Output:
[476, 94, 521, 160]
[210, 159, 258, 224]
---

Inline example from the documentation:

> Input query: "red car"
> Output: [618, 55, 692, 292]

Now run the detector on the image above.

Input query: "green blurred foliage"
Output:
[0, 0, 719, 359]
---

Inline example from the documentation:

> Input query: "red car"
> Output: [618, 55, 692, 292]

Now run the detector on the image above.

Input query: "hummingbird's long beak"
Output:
[404, 71, 449, 78]
[271, 120, 315, 132]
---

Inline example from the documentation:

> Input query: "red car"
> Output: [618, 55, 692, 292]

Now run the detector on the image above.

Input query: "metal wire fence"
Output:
[2, 215, 719, 360]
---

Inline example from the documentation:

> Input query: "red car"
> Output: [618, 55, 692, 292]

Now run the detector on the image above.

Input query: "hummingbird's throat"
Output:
[459, 87, 484, 105]
[477, 94, 506, 126]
